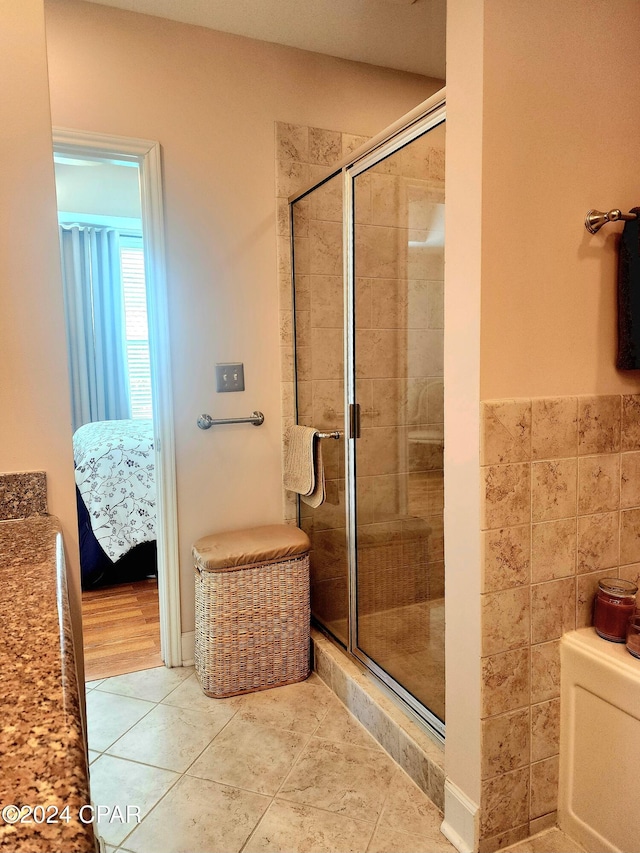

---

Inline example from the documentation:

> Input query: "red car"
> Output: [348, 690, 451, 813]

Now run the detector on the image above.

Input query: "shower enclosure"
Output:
[290, 95, 446, 738]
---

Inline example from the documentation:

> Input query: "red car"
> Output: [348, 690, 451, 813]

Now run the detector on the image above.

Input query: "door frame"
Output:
[53, 127, 182, 667]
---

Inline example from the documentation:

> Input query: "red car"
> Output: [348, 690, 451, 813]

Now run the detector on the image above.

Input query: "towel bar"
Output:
[197, 411, 264, 430]
[585, 208, 638, 234]
[317, 430, 342, 440]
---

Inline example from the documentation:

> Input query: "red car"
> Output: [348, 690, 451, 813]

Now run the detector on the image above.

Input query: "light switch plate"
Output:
[216, 363, 245, 392]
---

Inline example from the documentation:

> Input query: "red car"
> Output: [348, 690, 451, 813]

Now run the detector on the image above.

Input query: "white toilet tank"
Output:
[559, 628, 640, 853]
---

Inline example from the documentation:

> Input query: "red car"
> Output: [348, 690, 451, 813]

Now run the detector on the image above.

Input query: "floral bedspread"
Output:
[73, 419, 156, 561]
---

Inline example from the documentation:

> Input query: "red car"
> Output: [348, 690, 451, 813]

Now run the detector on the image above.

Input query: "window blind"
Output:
[120, 243, 153, 420]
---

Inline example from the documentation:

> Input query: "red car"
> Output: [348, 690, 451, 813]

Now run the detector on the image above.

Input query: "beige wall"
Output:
[43, 0, 441, 632]
[0, 1, 80, 650]
[481, 0, 640, 400]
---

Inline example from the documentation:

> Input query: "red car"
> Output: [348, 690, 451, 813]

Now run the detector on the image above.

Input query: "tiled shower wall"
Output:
[276, 121, 446, 629]
[479, 393, 640, 851]
[276, 121, 365, 632]
[275, 121, 368, 526]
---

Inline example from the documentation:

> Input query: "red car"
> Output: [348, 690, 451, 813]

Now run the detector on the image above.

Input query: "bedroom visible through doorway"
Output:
[53, 145, 169, 681]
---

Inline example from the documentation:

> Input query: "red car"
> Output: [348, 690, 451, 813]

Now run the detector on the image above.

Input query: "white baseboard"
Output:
[441, 778, 479, 853]
[181, 631, 195, 667]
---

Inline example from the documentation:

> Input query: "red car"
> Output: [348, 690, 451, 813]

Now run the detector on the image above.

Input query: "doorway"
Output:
[53, 129, 181, 678]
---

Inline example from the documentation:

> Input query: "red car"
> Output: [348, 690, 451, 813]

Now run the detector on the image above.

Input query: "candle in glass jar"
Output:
[626, 612, 640, 659]
[594, 578, 638, 642]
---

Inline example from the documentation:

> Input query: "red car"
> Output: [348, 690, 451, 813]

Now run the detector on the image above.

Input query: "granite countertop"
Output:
[0, 516, 95, 853]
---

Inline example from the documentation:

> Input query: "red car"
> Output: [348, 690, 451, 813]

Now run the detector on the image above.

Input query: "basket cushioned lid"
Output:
[193, 524, 310, 571]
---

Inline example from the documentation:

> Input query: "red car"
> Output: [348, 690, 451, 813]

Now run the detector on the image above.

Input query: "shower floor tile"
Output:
[88, 667, 455, 853]
[326, 599, 445, 721]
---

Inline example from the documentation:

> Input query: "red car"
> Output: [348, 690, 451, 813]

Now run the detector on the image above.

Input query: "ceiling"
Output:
[81, 0, 446, 79]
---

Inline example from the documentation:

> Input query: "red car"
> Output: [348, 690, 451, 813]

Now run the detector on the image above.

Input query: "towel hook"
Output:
[585, 208, 638, 234]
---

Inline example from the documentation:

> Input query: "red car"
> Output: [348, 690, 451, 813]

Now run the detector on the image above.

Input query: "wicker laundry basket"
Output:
[192, 524, 311, 698]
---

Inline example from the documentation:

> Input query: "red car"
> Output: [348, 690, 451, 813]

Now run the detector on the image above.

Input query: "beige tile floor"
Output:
[86, 667, 586, 853]
[86, 666, 456, 853]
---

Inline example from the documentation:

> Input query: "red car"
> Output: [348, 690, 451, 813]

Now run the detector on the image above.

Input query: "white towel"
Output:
[284, 425, 325, 508]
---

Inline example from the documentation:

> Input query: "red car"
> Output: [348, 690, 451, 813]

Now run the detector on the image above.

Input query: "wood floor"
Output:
[82, 578, 162, 682]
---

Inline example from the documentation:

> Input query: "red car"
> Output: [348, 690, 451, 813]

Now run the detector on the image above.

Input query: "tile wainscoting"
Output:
[479, 394, 640, 850]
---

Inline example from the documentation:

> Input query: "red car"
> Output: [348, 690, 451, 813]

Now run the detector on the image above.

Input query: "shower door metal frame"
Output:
[289, 89, 446, 742]
[344, 103, 447, 742]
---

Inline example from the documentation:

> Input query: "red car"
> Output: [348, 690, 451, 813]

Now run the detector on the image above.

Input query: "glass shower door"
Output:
[350, 122, 446, 729]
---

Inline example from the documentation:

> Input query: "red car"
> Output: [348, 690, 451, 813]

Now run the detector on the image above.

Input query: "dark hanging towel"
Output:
[617, 207, 640, 369]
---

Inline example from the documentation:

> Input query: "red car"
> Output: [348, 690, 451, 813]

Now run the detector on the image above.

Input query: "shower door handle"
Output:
[349, 403, 361, 439]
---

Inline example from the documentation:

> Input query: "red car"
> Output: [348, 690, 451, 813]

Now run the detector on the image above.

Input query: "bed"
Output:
[73, 419, 157, 588]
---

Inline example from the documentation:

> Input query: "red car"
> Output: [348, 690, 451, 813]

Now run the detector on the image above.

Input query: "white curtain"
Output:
[60, 225, 131, 432]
